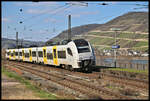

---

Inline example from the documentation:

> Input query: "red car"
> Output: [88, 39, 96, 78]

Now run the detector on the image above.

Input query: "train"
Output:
[5, 39, 96, 72]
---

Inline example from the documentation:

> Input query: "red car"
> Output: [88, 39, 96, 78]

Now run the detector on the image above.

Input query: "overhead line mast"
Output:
[68, 15, 71, 41]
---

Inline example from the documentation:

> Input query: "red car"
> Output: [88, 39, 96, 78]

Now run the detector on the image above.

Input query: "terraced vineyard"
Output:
[73, 31, 148, 52]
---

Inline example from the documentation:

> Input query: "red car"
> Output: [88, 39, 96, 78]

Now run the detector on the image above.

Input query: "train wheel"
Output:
[68, 65, 74, 72]
[61, 64, 65, 69]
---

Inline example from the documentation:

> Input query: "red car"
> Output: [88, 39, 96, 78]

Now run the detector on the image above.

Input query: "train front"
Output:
[73, 39, 96, 71]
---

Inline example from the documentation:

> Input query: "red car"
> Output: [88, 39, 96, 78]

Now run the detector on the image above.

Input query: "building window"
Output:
[67, 48, 73, 56]
[38, 51, 43, 57]
[58, 51, 66, 58]
[47, 53, 53, 59]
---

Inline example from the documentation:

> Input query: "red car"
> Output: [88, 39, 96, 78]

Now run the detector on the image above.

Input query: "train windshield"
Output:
[74, 39, 90, 53]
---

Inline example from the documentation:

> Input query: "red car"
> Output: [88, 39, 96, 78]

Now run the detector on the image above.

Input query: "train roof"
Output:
[6, 39, 89, 50]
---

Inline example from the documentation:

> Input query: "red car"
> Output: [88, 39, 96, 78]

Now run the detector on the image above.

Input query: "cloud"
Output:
[14, 2, 59, 7]
[38, 29, 49, 34]
[26, 9, 48, 14]
[26, 5, 64, 14]
[107, 2, 119, 5]
[44, 18, 60, 23]
[71, 11, 99, 18]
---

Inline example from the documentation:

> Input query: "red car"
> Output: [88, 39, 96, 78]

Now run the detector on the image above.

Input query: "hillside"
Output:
[49, 24, 100, 42]
[47, 12, 148, 52]
[1, 38, 45, 49]
[94, 12, 148, 32]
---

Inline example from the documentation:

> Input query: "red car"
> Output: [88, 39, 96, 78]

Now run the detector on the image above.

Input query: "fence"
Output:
[95, 55, 149, 71]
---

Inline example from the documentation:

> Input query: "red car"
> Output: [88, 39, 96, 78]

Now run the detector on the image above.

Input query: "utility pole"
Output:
[111, 28, 121, 67]
[68, 15, 71, 41]
[114, 30, 117, 67]
[16, 32, 18, 49]
[21, 38, 23, 48]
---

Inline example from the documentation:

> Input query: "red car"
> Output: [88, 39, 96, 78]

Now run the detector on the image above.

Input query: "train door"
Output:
[43, 47, 47, 64]
[67, 47, 74, 64]
[9, 50, 11, 59]
[53, 46, 58, 65]
[22, 49, 25, 61]
[29, 48, 32, 62]
[13, 50, 16, 60]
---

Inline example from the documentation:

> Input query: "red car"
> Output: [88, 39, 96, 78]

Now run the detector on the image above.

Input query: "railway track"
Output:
[4, 60, 148, 90]
[90, 72, 148, 90]
[3, 60, 134, 100]
[4, 63, 100, 99]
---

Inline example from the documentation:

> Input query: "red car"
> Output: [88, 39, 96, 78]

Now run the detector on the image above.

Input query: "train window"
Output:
[25, 53, 29, 57]
[38, 51, 43, 57]
[7, 52, 9, 55]
[11, 53, 13, 56]
[77, 47, 90, 53]
[53, 49, 57, 58]
[13, 51, 15, 56]
[58, 51, 66, 59]
[15, 52, 18, 56]
[32, 51, 36, 57]
[47, 53, 53, 59]
[67, 48, 73, 56]
[19, 52, 22, 56]
[74, 39, 89, 47]
[74, 39, 90, 53]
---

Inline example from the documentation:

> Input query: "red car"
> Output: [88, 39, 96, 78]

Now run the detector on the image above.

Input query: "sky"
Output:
[2, 1, 148, 42]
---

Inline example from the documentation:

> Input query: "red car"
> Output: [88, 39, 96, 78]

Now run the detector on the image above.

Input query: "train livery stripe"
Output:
[9, 50, 11, 59]
[22, 49, 25, 61]
[43, 47, 47, 64]
[29, 48, 32, 62]
[53, 46, 58, 65]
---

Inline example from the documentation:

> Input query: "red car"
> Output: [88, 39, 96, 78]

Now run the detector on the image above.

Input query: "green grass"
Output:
[89, 37, 103, 44]
[2, 67, 59, 100]
[90, 37, 115, 45]
[102, 47, 112, 50]
[88, 32, 115, 37]
[138, 34, 148, 39]
[89, 32, 148, 39]
[132, 46, 148, 52]
[118, 32, 134, 38]
[134, 41, 148, 47]
[108, 67, 148, 75]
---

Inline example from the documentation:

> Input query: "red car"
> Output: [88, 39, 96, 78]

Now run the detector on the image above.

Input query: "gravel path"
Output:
[2, 74, 42, 100]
